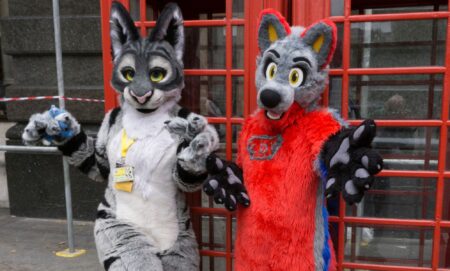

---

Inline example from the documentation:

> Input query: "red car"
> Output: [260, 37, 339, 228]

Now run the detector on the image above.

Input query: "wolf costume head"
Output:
[109, 2, 184, 113]
[255, 9, 337, 121]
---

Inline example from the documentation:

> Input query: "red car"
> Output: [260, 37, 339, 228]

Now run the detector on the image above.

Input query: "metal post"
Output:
[52, 0, 84, 258]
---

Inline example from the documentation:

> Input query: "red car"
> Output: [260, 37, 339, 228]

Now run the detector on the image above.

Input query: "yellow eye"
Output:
[265, 62, 277, 80]
[289, 68, 305, 87]
[121, 68, 135, 82]
[150, 69, 166, 82]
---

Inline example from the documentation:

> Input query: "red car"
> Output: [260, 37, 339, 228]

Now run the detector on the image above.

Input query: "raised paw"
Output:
[177, 133, 212, 174]
[165, 113, 208, 142]
[322, 119, 383, 205]
[203, 154, 250, 211]
[22, 106, 80, 146]
[165, 117, 189, 138]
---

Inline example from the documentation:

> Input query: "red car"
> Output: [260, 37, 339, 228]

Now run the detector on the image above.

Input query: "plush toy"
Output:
[25, 105, 74, 145]
[204, 9, 383, 271]
[21, 2, 248, 271]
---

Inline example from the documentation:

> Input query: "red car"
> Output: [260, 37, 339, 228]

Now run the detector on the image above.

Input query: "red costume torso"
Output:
[235, 104, 340, 271]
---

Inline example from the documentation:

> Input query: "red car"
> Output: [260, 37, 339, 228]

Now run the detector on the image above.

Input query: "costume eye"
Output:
[289, 68, 305, 87]
[265, 62, 277, 80]
[121, 67, 135, 82]
[150, 68, 166, 83]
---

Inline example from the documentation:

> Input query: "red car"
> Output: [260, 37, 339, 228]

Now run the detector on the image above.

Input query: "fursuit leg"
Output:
[94, 218, 163, 271]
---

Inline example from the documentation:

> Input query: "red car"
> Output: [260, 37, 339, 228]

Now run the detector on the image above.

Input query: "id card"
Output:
[113, 166, 134, 192]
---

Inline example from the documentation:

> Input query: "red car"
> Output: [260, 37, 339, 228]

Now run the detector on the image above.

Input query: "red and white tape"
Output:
[0, 96, 104, 103]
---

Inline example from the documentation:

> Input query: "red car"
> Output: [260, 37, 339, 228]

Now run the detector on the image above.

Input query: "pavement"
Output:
[0, 208, 102, 271]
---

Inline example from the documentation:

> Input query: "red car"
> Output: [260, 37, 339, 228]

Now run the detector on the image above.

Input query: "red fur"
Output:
[235, 103, 340, 271]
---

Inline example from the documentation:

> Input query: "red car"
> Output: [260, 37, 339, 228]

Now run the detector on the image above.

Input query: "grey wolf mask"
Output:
[255, 9, 337, 120]
[110, 2, 185, 113]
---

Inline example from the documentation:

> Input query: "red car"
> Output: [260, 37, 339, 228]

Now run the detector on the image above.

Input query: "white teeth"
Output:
[266, 111, 282, 120]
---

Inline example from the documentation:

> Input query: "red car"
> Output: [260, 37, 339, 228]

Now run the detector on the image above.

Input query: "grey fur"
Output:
[110, 2, 184, 111]
[313, 179, 325, 271]
[256, 14, 336, 116]
[258, 13, 289, 52]
[22, 2, 218, 270]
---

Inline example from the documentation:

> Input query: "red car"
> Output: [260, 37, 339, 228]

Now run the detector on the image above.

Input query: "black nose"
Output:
[260, 89, 281, 108]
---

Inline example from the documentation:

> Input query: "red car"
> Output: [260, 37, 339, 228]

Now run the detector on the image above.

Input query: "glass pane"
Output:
[146, 0, 225, 21]
[184, 27, 226, 69]
[443, 180, 450, 220]
[350, 20, 447, 68]
[233, 0, 244, 18]
[349, 74, 443, 120]
[330, 23, 343, 68]
[232, 76, 244, 117]
[202, 256, 227, 271]
[345, 177, 436, 220]
[331, 0, 344, 16]
[200, 215, 226, 252]
[351, 5, 441, 15]
[231, 216, 237, 252]
[328, 76, 342, 113]
[182, 76, 225, 116]
[345, 225, 433, 267]
[440, 228, 450, 268]
[374, 127, 439, 170]
[232, 26, 244, 69]
[129, 0, 140, 21]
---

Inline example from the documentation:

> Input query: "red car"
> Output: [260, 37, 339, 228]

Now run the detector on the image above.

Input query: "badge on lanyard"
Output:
[113, 130, 135, 193]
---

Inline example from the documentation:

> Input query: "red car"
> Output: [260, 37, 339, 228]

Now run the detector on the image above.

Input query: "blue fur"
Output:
[322, 206, 331, 271]
[319, 158, 331, 270]
[319, 159, 328, 180]
[45, 105, 74, 141]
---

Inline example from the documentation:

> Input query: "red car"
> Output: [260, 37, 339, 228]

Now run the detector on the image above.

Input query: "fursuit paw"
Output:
[203, 153, 250, 211]
[177, 128, 219, 174]
[165, 113, 208, 142]
[22, 105, 80, 146]
[322, 119, 383, 205]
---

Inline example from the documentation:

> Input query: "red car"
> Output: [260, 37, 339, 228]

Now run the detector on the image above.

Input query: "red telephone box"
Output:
[100, 1, 450, 270]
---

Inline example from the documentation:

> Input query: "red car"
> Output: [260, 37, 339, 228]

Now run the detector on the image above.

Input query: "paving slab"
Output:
[0, 208, 102, 271]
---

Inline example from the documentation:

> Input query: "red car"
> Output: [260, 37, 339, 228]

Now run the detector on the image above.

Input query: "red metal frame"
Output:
[100, 0, 450, 270]
[325, 0, 450, 270]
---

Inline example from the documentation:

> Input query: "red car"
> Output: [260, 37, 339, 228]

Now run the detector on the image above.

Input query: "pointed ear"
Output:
[258, 9, 291, 52]
[110, 1, 140, 60]
[301, 19, 337, 69]
[149, 3, 184, 64]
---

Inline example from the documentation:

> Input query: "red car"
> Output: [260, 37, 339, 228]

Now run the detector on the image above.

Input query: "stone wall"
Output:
[0, 0, 106, 219]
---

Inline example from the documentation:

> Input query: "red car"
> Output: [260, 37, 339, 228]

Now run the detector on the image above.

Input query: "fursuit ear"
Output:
[110, 1, 140, 60]
[258, 9, 291, 52]
[149, 3, 184, 64]
[301, 19, 337, 69]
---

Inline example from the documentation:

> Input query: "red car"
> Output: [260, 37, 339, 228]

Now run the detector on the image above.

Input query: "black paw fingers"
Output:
[351, 167, 374, 191]
[325, 177, 340, 199]
[342, 179, 364, 205]
[350, 119, 376, 147]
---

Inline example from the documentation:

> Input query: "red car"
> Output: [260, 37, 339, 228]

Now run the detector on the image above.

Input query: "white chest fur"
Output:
[107, 106, 180, 251]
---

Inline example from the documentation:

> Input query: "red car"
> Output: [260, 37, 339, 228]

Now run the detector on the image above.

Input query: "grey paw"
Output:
[165, 117, 189, 138]
[165, 113, 208, 142]
[177, 133, 212, 173]
[22, 108, 80, 146]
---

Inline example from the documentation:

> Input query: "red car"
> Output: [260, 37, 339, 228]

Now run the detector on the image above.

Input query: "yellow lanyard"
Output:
[121, 129, 135, 159]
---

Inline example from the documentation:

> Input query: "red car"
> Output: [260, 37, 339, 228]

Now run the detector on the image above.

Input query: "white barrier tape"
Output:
[0, 96, 104, 103]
